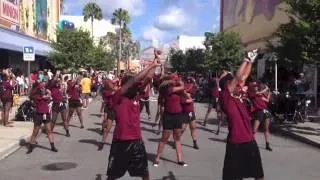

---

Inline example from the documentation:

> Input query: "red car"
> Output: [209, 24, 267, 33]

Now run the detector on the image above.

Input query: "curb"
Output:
[0, 135, 29, 161]
[0, 97, 30, 160]
[270, 124, 320, 149]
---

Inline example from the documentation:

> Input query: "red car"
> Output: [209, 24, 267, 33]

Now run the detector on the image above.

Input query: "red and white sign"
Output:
[0, 0, 19, 24]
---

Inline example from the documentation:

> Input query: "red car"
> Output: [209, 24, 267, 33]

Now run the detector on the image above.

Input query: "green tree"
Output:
[204, 31, 245, 72]
[267, 0, 320, 66]
[88, 40, 115, 70]
[83, 2, 103, 39]
[111, 8, 131, 75]
[169, 49, 187, 72]
[185, 49, 206, 72]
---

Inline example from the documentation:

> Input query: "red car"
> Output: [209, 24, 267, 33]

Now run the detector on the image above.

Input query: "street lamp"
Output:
[272, 53, 279, 95]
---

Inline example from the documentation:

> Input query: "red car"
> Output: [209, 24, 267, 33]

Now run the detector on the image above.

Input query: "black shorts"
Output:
[162, 112, 183, 130]
[182, 112, 196, 123]
[251, 109, 271, 122]
[52, 102, 66, 113]
[1, 97, 13, 105]
[209, 96, 218, 108]
[33, 113, 51, 125]
[68, 100, 82, 108]
[223, 140, 264, 180]
[107, 139, 148, 178]
[104, 107, 116, 120]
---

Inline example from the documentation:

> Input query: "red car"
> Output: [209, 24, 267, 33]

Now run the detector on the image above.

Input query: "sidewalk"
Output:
[0, 96, 33, 160]
[271, 121, 320, 148]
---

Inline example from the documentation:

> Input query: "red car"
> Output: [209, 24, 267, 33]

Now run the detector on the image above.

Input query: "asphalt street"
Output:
[0, 99, 319, 180]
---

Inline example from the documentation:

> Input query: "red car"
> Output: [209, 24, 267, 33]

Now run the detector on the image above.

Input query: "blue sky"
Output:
[63, 0, 221, 47]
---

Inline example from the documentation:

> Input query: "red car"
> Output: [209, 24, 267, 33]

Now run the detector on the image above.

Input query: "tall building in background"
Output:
[220, 0, 290, 78]
[0, 0, 60, 72]
[60, 15, 117, 45]
[220, 0, 289, 50]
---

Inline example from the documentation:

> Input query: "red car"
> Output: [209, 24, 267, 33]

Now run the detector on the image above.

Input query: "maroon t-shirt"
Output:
[51, 87, 64, 103]
[102, 90, 115, 108]
[112, 91, 142, 140]
[220, 89, 254, 143]
[67, 83, 81, 101]
[1, 81, 13, 99]
[181, 98, 194, 113]
[33, 95, 49, 113]
[140, 84, 150, 98]
[164, 86, 182, 113]
[250, 93, 268, 112]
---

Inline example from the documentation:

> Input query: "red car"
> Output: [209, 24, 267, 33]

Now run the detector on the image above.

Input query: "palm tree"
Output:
[83, 2, 103, 39]
[111, 8, 130, 75]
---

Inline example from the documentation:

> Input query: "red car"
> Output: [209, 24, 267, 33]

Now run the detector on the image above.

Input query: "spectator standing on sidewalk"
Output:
[80, 73, 92, 109]
[0, 74, 15, 127]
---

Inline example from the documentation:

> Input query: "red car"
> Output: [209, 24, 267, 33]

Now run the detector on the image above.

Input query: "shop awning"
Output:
[0, 27, 51, 56]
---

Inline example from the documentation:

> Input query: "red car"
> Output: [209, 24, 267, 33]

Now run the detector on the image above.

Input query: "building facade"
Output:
[177, 35, 205, 52]
[0, 0, 60, 72]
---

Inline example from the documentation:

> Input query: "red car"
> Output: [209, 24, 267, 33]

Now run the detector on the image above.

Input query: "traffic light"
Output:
[58, 20, 75, 30]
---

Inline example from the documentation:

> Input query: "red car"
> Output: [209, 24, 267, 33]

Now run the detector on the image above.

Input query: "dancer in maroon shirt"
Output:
[106, 50, 160, 180]
[181, 92, 199, 149]
[153, 73, 188, 167]
[98, 79, 117, 151]
[50, 78, 69, 137]
[0, 74, 14, 127]
[219, 49, 264, 180]
[27, 82, 58, 153]
[249, 82, 272, 151]
[139, 81, 151, 120]
[66, 76, 84, 133]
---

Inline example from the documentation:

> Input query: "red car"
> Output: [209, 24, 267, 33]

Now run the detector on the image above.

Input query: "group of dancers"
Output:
[1, 48, 271, 180]
[99, 49, 268, 180]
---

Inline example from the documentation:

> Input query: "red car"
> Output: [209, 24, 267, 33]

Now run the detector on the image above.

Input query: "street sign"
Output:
[23, 46, 35, 61]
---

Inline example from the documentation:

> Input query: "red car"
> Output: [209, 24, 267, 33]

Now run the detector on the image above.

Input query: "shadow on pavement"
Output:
[155, 171, 178, 180]
[29, 144, 53, 152]
[141, 126, 156, 134]
[197, 126, 216, 133]
[94, 122, 102, 125]
[79, 139, 100, 147]
[140, 120, 156, 127]
[95, 174, 102, 180]
[208, 137, 227, 144]
[148, 138, 175, 149]
[87, 128, 102, 135]
[53, 131, 68, 137]
[90, 114, 103, 118]
[146, 153, 177, 165]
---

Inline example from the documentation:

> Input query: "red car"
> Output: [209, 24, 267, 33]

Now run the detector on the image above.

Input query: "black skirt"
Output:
[162, 112, 183, 130]
[223, 140, 264, 180]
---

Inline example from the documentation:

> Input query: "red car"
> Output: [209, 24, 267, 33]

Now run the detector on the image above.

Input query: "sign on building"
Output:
[0, 0, 19, 24]
[23, 46, 35, 61]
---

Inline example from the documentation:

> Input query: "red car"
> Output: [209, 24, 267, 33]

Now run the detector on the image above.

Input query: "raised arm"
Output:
[120, 50, 161, 95]
[228, 49, 259, 93]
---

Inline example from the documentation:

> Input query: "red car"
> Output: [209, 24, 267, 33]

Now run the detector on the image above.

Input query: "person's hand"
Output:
[247, 49, 259, 63]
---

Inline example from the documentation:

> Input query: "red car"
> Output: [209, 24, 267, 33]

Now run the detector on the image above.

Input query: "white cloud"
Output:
[154, 6, 193, 31]
[141, 26, 167, 48]
[96, 0, 145, 17]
